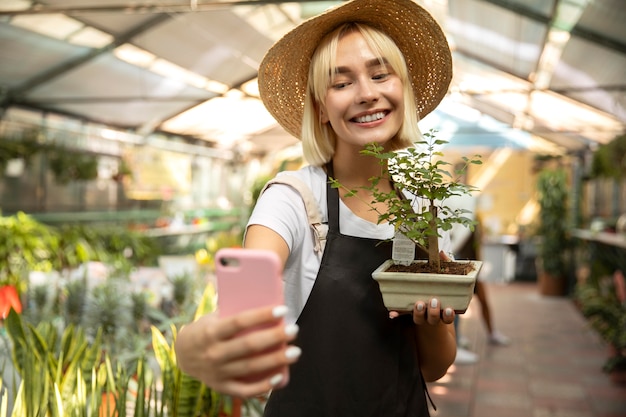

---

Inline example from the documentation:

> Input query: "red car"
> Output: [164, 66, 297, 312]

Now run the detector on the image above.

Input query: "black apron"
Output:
[264, 172, 430, 417]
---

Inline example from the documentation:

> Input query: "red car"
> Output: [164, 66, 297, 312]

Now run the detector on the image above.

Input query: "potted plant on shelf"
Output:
[535, 167, 569, 296]
[331, 131, 482, 313]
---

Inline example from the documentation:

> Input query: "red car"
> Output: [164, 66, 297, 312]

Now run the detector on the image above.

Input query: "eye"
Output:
[331, 79, 351, 90]
[372, 73, 390, 81]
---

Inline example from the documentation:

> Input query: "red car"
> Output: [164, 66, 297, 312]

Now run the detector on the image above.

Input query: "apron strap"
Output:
[261, 176, 328, 255]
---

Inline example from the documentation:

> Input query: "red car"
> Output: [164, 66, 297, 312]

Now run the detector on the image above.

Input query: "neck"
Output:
[329, 151, 393, 223]
[331, 148, 389, 189]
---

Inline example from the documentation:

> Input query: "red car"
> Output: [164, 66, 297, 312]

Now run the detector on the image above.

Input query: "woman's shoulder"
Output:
[275, 165, 325, 183]
[272, 165, 327, 200]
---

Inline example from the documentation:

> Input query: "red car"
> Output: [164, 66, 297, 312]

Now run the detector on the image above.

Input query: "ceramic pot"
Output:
[372, 260, 482, 313]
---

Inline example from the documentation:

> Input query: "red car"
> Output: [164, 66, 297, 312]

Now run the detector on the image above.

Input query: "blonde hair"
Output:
[301, 23, 422, 167]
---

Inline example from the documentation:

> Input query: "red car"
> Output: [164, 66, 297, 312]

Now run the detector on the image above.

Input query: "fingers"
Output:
[175, 305, 302, 398]
[218, 343, 301, 382]
[212, 321, 299, 365]
[214, 305, 288, 340]
[412, 298, 455, 325]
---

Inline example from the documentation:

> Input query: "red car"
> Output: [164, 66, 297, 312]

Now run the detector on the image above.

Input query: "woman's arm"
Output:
[174, 225, 300, 397]
[412, 248, 457, 381]
[413, 300, 457, 381]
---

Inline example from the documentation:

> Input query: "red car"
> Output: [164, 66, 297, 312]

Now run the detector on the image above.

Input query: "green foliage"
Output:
[591, 133, 626, 179]
[0, 287, 231, 416]
[0, 212, 259, 416]
[576, 276, 626, 372]
[52, 224, 107, 271]
[83, 280, 133, 356]
[47, 149, 99, 184]
[0, 212, 162, 299]
[536, 168, 569, 276]
[170, 272, 195, 310]
[0, 212, 59, 291]
[0, 129, 42, 175]
[152, 325, 220, 416]
[330, 130, 481, 270]
[63, 277, 88, 326]
[3, 309, 105, 416]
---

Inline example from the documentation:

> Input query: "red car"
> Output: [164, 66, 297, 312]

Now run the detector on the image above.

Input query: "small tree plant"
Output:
[330, 130, 482, 272]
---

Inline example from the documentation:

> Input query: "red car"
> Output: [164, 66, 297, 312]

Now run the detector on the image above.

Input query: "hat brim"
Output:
[258, 0, 452, 140]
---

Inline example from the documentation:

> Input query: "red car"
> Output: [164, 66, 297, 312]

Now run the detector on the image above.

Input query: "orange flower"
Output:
[0, 285, 22, 319]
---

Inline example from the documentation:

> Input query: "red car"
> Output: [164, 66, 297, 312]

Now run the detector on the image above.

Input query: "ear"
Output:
[319, 104, 329, 124]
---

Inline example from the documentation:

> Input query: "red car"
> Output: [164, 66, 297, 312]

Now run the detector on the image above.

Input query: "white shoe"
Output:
[455, 347, 478, 365]
[489, 331, 510, 346]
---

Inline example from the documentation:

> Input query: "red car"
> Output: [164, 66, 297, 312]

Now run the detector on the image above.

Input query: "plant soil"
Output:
[387, 261, 475, 275]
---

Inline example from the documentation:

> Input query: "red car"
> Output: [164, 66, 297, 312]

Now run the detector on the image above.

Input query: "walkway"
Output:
[427, 281, 626, 417]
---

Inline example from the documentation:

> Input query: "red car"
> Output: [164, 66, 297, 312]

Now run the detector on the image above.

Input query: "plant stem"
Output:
[428, 204, 440, 269]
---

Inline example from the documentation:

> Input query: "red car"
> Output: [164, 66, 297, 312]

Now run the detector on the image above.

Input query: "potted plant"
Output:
[0, 128, 42, 177]
[535, 167, 569, 296]
[330, 131, 482, 312]
[575, 270, 626, 385]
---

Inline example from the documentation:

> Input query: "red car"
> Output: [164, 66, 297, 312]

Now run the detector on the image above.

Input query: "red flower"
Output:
[0, 285, 22, 319]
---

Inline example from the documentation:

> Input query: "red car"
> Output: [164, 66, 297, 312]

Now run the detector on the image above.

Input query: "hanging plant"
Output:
[48, 148, 99, 184]
[591, 133, 626, 179]
[0, 128, 43, 175]
[112, 157, 133, 182]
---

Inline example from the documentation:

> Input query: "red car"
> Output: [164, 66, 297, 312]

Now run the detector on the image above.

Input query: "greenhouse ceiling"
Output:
[0, 0, 625, 157]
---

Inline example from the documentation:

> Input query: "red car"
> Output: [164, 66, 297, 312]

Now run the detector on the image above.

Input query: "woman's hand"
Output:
[175, 305, 301, 398]
[411, 297, 455, 325]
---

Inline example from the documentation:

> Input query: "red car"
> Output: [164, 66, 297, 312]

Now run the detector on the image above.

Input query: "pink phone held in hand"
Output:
[215, 248, 289, 386]
[215, 248, 284, 318]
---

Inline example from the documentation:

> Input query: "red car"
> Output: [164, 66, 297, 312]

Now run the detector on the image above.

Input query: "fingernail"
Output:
[272, 305, 288, 318]
[269, 373, 284, 387]
[285, 346, 302, 359]
[445, 308, 453, 317]
[430, 298, 439, 309]
[285, 324, 299, 337]
[416, 303, 424, 312]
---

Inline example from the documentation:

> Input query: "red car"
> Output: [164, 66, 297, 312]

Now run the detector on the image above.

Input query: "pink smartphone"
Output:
[215, 248, 284, 318]
[215, 248, 288, 385]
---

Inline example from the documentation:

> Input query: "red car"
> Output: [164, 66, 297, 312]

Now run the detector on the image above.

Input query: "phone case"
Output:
[215, 248, 283, 318]
[215, 248, 289, 386]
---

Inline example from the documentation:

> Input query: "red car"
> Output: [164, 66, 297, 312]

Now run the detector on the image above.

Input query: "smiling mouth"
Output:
[352, 111, 387, 123]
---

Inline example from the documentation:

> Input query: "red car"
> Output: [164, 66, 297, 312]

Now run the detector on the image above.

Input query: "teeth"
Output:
[354, 112, 385, 123]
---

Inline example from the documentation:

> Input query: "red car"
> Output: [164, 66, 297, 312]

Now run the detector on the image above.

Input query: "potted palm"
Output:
[535, 167, 569, 296]
[331, 131, 482, 312]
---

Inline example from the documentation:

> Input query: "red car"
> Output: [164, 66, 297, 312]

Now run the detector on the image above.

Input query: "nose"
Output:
[356, 78, 379, 104]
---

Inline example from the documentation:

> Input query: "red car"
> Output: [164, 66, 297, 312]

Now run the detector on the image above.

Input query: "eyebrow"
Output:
[333, 57, 389, 74]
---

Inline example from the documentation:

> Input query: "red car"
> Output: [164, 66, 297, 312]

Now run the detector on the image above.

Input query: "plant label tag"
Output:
[392, 232, 414, 266]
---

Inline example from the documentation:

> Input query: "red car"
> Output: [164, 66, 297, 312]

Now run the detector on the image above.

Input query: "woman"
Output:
[176, 0, 457, 415]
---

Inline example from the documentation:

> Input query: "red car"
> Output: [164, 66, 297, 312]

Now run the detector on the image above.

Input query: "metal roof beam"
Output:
[2, 14, 171, 109]
[479, 0, 626, 54]
[0, 0, 335, 16]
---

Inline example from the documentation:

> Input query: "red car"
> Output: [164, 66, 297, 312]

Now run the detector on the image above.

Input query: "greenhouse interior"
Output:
[0, 0, 625, 416]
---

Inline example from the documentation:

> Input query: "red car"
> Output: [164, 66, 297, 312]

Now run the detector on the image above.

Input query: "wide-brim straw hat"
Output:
[258, 0, 452, 140]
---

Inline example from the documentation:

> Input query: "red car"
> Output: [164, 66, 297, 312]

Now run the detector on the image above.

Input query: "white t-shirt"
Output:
[246, 165, 451, 324]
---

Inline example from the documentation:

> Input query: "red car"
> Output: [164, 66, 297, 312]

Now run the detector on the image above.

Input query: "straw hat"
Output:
[258, 0, 452, 140]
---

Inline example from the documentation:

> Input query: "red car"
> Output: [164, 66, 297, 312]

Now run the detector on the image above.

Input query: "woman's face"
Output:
[319, 30, 404, 152]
